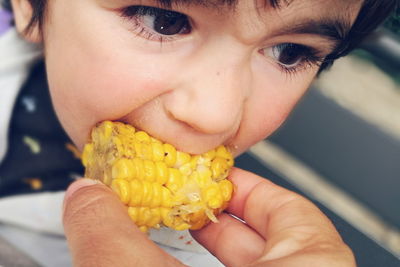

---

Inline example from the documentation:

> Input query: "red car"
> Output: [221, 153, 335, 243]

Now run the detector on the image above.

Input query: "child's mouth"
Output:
[114, 118, 238, 156]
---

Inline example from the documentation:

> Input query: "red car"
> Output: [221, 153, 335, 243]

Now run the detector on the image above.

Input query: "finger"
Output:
[227, 168, 338, 237]
[225, 167, 274, 219]
[63, 178, 184, 267]
[191, 213, 265, 267]
[227, 169, 350, 260]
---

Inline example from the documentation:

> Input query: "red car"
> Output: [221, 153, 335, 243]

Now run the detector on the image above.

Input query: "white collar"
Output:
[0, 28, 42, 162]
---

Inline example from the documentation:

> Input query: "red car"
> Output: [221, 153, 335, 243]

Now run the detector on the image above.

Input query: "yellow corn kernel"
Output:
[139, 226, 148, 232]
[132, 157, 144, 180]
[155, 161, 169, 185]
[202, 149, 216, 161]
[111, 178, 130, 204]
[143, 159, 157, 182]
[161, 207, 174, 228]
[137, 207, 152, 226]
[128, 207, 139, 222]
[116, 121, 136, 137]
[179, 163, 193, 177]
[196, 166, 212, 185]
[161, 187, 173, 208]
[135, 131, 151, 143]
[202, 184, 223, 209]
[163, 143, 177, 167]
[211, 157, 230, 181]
[141, 180, 153, 206]
[175, 151, 191, 167]
[174, 222, 191, 231]
[82, 120, 234, 232]
[99, 121, 114, 141]
[151, 142, 165, 162]
[112, 158, 135, 180]
[129, 179, 142, 206]
[215, 145, 234, 168]
[81, 143, 93, 167]
[150, 137, 162, 144]
[190, 155, 200, 168]
[148, 208, 162, 228]
[135, 142, 153, 160]
[219, 179, 234, 201]
[150, 182, 162, 208]
[166, 168, 183, 193]
[216, 145, 231, 159]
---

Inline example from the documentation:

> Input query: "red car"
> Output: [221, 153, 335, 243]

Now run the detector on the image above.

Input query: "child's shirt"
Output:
[0, 29, 42, 165]
[0, 60, 84, 197]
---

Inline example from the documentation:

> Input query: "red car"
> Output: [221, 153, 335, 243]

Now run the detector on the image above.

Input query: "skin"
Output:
[12, 0, 362, 265]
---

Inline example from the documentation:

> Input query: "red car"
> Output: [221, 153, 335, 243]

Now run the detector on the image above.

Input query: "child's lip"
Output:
[118, 120, 236, 155]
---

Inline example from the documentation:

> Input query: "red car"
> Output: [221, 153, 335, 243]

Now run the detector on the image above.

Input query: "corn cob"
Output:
[81, 121, 234, 232]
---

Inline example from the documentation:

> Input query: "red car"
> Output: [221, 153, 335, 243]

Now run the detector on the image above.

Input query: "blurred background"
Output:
[0, 4, 399, 267]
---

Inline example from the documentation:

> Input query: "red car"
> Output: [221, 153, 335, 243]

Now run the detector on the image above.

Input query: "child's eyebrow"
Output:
[153, 0, 353, 50]
[275, 18, 351, 46]
[154, 0, 285, 9]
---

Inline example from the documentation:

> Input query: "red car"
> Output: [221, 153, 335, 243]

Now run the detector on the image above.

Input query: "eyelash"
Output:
[265, 44, 324, 74]
[120, 6, 190, 43]
[119, 6, 326, 74]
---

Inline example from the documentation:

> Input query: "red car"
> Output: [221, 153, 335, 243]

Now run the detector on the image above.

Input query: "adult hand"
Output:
[63, 168, 355, 267]
[62, 179, 186, 267]
[191, 168, 356, 266]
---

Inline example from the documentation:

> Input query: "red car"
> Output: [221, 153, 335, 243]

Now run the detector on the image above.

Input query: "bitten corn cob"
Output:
[82, 121, 234, 232]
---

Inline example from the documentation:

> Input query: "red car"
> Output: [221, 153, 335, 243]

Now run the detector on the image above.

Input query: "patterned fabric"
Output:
[0, 61, 84, 197]
[0, 8, 12, 35]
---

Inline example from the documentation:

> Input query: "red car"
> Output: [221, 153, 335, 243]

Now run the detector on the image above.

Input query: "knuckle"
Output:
[63, 185, 119, 228]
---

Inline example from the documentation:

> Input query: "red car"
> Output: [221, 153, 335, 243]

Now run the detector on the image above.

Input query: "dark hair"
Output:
[2, 0, 397, 69]
[320, 0, 398, 69]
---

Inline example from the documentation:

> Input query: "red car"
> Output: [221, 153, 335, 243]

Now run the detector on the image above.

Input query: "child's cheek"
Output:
[45, 36, 173, 149]
[231, 66, 315, 155]
[47, 53, 171, 149]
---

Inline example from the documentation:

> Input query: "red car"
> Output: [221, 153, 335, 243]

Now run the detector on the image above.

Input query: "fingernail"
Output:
[63, 178, 99, 210]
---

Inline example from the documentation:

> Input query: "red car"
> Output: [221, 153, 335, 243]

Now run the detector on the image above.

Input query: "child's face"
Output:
[38, 0, 361, 155]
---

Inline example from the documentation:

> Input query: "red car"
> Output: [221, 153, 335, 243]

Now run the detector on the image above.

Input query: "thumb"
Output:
[63, 178, 184, 267]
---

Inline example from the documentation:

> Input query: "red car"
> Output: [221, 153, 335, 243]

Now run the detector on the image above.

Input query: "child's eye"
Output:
[262, 43, 323, 73]
[120, 6, 191, 42]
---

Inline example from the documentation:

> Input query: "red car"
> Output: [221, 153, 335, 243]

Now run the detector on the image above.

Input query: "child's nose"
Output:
[163, 48, 250, 135]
